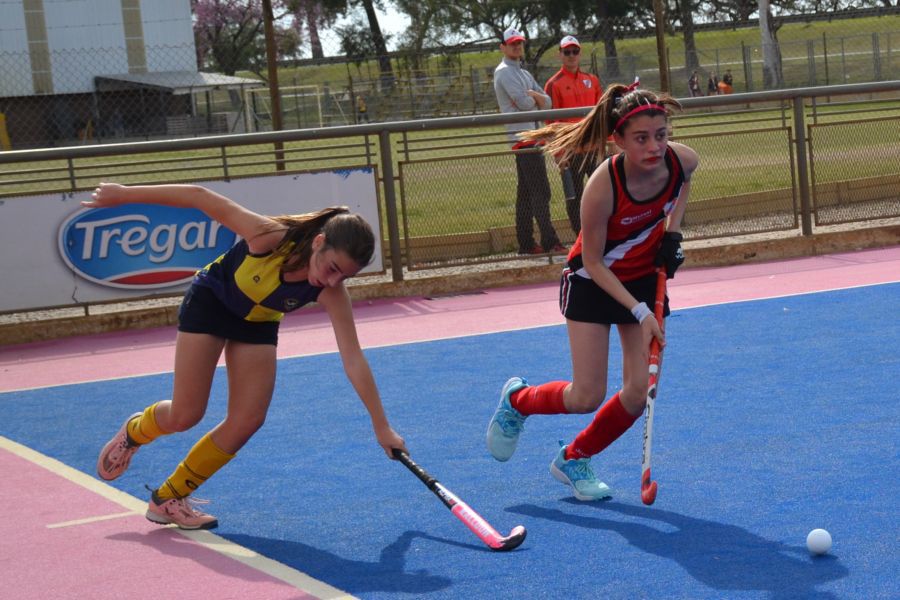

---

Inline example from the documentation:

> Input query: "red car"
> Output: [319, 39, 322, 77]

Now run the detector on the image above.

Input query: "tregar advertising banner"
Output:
[0, 168, 382, 313]
[59, 204, 237, 289]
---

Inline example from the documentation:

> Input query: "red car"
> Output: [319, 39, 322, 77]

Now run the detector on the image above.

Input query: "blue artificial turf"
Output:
[2, 282, 898, 599]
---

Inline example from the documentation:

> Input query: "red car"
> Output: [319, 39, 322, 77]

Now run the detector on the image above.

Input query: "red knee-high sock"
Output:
[511, 381, 569, 415]
[566, 393, 639, 460]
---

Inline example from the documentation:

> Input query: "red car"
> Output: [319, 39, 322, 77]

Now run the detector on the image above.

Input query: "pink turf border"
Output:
[0, 448, 316, 600]
[2, 247, 897, 393]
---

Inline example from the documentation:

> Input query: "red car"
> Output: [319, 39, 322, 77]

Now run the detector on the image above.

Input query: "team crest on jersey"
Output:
[583, 79, 592, 88]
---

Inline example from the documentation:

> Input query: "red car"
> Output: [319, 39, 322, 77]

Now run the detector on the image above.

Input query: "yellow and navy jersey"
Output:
[193, 240, 322, 322]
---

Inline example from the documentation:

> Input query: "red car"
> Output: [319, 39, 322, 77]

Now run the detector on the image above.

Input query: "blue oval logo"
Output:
[58, 204, 237, 289]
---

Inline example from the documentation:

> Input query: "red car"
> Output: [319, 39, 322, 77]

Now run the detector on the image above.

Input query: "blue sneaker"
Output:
[550, 444, 612, 501]
[486, 377, 529, 461]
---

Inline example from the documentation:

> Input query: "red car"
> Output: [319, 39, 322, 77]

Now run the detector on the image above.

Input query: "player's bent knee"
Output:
[166, 414, 203, 432]
[622, 380, 648, 401]
[225, 412, 267, 435]
[566, 389, 605, 414]
[246, 413, 267, 433]
[619, 390, 647, 415]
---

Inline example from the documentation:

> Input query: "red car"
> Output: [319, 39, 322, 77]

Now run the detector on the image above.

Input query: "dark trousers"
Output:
[515, 151, 559, 253]
[560, 153, 597, 236]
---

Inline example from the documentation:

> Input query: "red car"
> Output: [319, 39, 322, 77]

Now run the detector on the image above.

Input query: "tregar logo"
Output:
[58, 204, 237, 289]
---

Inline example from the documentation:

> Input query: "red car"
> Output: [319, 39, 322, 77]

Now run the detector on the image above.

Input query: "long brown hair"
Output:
[519, 84, 682, 166]
[260, 206, 376, 273]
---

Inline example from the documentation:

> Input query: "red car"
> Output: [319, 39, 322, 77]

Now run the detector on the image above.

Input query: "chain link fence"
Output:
[391, 111, 806, 271]
[398, 148, 575, 267]
[2, 83, 897, 296]
[1, 10, 899, 149]
[807, 113, 900, 226]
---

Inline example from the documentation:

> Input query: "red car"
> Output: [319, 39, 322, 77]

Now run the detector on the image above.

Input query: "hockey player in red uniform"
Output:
[486, 84, 699, 501]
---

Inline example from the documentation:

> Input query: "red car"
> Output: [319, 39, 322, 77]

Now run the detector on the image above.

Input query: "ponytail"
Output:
[519, 83, 681, 165]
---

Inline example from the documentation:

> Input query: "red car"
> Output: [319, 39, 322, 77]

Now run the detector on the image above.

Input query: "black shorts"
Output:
[177, 284, 279, 346]
[559, 269, 670, 325]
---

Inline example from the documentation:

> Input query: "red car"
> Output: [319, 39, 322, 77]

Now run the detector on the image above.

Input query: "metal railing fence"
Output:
[0, 81, 898, 314]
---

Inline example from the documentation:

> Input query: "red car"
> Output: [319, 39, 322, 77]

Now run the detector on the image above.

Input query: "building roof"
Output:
[94, 71, 262, 94]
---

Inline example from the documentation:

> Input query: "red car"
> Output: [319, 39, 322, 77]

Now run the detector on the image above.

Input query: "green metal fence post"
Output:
[792, 97, 813, 236]
[379, 130, 404, 281]
[807, 40, 816, 86]
[873, 33, 882, 81]
[742, 42, 753, 92]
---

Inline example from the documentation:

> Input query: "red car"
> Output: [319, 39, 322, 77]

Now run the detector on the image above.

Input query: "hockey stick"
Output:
[392, 449, 527, 551]
[640, 268, 668, 505]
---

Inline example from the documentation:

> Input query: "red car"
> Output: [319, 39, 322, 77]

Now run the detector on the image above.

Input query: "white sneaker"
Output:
[96, 412, 142, 481]
[550, 444, 612, 501]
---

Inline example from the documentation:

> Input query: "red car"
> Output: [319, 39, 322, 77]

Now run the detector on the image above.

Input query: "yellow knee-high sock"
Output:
[156, 433, 235, 500]
[126, 402, 167, 445]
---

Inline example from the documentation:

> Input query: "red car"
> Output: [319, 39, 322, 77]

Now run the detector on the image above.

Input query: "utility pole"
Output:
[652, 0, 670, 93]
[262, 0, 285, 171]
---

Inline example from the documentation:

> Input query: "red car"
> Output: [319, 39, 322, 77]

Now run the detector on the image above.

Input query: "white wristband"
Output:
[631, 302, 652, 323]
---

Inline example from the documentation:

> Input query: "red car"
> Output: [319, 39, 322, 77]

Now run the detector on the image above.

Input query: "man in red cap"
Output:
[543, 35, 602, 235]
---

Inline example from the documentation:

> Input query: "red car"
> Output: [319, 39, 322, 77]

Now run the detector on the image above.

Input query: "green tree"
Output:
[192, 0, 304, 76]
[393, 0, 442, 75]
[317, 0, 396, 87]
[700, 0, 757, 23]
[428, 0, 593, 69]
[676, 0, 701, 71]
[592, 0, 637, 79]
[286, 0, 345, 59]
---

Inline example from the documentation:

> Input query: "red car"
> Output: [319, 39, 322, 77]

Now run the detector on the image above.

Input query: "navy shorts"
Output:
[177, 284, 279, 346]
[559, 269, 670, 325]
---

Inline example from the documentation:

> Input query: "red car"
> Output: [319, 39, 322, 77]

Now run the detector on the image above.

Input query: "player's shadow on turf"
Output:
[111, 529, 453, 593]
[508, 501, 848, 600]
[107, 529, 295, 584]
[227, 530, 454, 594]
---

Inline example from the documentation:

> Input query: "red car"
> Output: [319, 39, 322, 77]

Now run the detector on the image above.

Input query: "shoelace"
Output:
[567, 458, 596, 482]
[498, 408, 525, 435]
[110, 438, 134, 461]
[173, 496, 211, 514]
[144, 484, 211, 514]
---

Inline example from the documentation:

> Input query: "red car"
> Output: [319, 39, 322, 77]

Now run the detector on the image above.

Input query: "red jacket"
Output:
[544, 68, 602, 123]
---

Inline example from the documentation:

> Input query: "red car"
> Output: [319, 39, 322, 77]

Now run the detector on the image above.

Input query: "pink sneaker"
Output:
[146, 490, 218, 530]
[96, 412, 142, 481]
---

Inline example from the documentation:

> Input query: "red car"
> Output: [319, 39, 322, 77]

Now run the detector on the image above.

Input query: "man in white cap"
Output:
[494, 27, 564, 255]
[543, 35, 602, 235]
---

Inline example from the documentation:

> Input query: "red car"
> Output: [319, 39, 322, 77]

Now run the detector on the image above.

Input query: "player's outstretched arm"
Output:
[83, 182, 277, 248]
[319, 283, 406, 458]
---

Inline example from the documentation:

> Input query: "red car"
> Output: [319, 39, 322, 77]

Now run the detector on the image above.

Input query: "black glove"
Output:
[655, 231, 684, 279]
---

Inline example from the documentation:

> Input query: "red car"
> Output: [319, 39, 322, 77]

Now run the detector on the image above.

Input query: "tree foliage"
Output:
[420, 0, 614, 68]
[284, 0, 346, 59]
[192, 0, 304, 75]
[193, 0, 896, 90]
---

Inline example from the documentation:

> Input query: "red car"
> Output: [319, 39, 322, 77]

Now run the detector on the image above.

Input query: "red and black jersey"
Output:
[567, 146, 685, 282]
